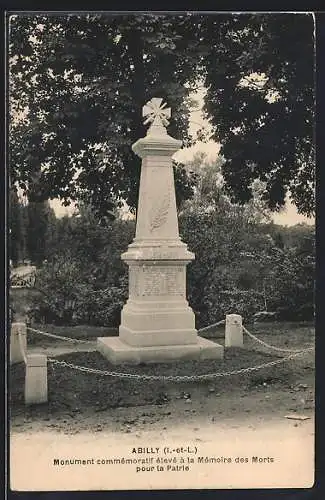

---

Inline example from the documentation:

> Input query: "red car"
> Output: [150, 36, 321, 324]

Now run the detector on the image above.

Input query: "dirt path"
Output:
[11, 355, 315, 490]
[11, 410, 314, 491]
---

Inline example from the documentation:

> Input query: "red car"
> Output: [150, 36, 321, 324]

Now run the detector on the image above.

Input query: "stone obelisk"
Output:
[97, 98, 223, 364]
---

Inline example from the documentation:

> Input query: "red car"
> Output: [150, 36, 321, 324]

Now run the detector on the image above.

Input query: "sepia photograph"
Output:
[8, 10, 315, 491]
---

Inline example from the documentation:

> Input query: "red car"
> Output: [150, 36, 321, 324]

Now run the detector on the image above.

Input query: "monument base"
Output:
[97, 336, 224, 365]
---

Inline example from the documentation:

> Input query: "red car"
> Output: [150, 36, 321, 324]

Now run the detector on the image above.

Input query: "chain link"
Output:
[48, 347, 313, 382]
[28, 321, 314, 381]
[28, 322, 314, 356]
[198, 320, 225, 333]
[243, 326, 314, 354]
[28, 321, 226, 343]
[27, 326, 92, 344]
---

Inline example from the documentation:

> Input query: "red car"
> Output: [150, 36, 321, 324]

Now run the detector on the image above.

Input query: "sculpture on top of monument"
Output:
[142, 98, 171, 136]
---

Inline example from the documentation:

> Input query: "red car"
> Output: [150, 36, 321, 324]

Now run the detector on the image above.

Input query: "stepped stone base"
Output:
[97, 336, 224, 365]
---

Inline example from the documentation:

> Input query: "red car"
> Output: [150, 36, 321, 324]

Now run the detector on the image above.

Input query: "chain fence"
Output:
[197, 320, 225, 333]
[243, 326, 314, 354]
[27, 321, 226, 343]
[48, 347, 313, 382]
[25, 320, 314, 382]
[27, 326, 92, 344]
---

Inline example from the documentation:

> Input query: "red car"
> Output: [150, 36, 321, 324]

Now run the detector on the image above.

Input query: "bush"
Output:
[73, 277, 129, 326]
[30, 258, 129, 327]
[179, 209, 271, 327]
[28, 210, 136, 326]
[29, 204, 314, 328]
[180, 210, 315, 327]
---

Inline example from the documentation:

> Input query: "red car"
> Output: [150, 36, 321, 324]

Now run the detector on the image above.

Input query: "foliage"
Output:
[9, 13, 314, 217]
[179, 204, 314, 327]
[30, 208, 134, 326]
[179, 205, 272, 327]
[180, 151, 271, 224]
[178, 152, 225, 213]
[9, 189, 28, 265]
[28, 197, 314, 327]
[31, 254, 129, 326]
[202, 13, 315, 215]
[9, 188, 56, 266]
[31, 254, 83, 324]
[9, 13, 200, 216]
[258, 228, 315, 320]
[27, 200, 57, 265]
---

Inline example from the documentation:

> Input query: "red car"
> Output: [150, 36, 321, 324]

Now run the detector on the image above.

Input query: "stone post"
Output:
[24, 354, 48, 405]
[10, 322, 27, 365]
[225, 314, 243, 347]
[98, 98, 223, 364]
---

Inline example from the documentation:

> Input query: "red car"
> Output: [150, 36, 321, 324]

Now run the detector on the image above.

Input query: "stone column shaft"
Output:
[135, 156, 179, 242]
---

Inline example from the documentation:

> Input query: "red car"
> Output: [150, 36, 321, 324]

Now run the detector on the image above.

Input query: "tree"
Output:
[202, 13, 315, 216]
[244, 243, 315, 321]
[27, 200, 56, 266]
[9, 188, 29, 265]
[9, 13, 314, 217]
[9, 13, 200, 216]
[9, 189, 23, 265]
[180, 151, 271, 224]
[178, 152, 225, 213]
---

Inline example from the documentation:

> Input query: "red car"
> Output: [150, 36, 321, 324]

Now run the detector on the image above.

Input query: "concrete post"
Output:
[225, 314, 243, 347]
[10, 322, 27, 364]
[24, 354, 48, 405]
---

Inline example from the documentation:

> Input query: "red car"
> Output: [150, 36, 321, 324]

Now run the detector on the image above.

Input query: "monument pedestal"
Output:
[97, 336, 223, 364]
[97, 248, 224, 364]
[98, 98, 224, 364]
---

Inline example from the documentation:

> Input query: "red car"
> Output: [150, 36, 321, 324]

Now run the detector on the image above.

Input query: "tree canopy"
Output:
[9, 12, 315, 217]
[9, 13, 200, 215]
[202, 13, 315, 216]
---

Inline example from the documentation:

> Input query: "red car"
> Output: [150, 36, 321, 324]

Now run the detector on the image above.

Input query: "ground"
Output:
[10, 322, 315, 434]
[9, 321, 315, 490]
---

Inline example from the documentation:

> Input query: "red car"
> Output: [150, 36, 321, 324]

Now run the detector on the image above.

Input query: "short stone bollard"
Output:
[24, 354, 48, 405]
[10, 322, 27, 364]
[225, 314, 243, 348]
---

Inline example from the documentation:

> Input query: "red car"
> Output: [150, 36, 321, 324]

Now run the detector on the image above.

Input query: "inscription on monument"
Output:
[142, 266, 184, 296]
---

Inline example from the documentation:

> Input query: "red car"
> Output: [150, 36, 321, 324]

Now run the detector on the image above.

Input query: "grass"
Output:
[26, 320, 315, 347]
[27, 323, 118, 345]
